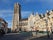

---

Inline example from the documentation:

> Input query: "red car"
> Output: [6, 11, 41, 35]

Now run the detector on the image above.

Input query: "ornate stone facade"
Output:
[12, 3, 53, 32]
[0, 18, 8, 33]
[28, 10, 53, 32]
[11, 3, 21, 32]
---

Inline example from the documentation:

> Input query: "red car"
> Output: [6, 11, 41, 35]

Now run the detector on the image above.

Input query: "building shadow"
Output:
[0, 31, 53, 40]
[0, 31, 32, 40]
[30, 33, 53, 40]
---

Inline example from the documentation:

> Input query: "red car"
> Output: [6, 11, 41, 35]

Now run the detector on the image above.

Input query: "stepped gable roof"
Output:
[47, 11, 50, 16]
[39, 14, 44, 19]
[46, 10, 53, 16]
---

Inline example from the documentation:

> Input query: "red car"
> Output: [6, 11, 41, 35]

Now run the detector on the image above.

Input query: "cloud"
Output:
[0, 10, 13, 28]
[7, 21, 12, 28]
[0, 10, 32, 28]
[0, 10, 13, 12]
[0, 10, 13, 17]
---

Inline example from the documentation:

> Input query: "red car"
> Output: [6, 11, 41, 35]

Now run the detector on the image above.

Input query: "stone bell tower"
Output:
[12, 3, 21, 32]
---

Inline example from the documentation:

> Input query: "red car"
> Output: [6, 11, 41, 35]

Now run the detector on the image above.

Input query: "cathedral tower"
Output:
[12, 3, 21, 32]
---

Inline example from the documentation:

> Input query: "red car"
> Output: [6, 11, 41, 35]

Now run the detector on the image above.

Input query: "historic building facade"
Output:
[12, 3, 21, 32]
[0, 18, 8, 33]
[11, 3, 53, 32]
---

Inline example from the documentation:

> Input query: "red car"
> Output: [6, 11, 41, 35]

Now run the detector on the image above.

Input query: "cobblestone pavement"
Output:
[0, 32, 53, 40]
[0, 32, 32, 40]
[28, 33, 53, 40]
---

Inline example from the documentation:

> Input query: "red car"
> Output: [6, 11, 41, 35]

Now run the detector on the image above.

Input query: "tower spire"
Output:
[12, 3, 21, 32]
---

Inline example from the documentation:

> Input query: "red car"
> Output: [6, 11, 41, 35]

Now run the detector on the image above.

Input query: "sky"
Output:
[0, 0, 53, 28]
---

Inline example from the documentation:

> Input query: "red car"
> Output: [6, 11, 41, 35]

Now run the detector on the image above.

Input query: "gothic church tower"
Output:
[12, 3, 21, 32]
